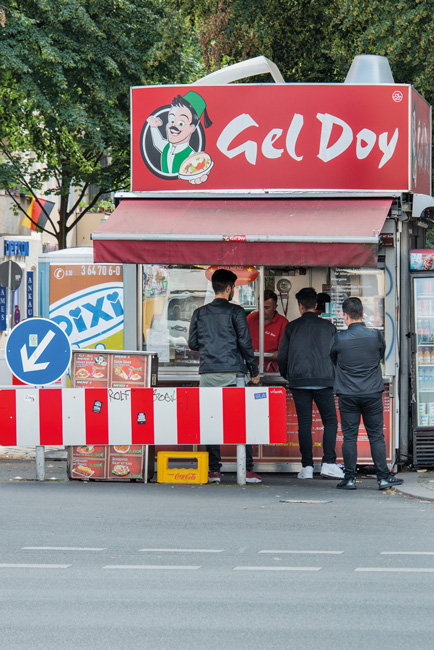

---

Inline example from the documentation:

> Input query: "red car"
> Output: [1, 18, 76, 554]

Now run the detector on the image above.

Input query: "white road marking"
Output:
[355, 568, 434, 573]
[138, 548, 223, 553]
[0, 564, 71, 569]
[234, 566, 322, 572]
[22, 547, 106, 551]
[103, 565, 201, 570]
[259, 550, 343, 554]
[380, 551, 434, 556]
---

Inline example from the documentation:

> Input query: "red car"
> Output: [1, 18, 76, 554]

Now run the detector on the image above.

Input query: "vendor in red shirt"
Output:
[247, 290, 289, 372]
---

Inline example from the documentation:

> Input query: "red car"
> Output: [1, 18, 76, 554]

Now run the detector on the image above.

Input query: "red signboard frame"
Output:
[131, 83, 431, 195]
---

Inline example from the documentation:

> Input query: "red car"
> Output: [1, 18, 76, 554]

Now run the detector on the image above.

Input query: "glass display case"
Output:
[413, 276, 434, 427]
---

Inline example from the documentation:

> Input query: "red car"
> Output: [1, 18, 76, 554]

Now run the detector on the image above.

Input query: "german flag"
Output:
[21, 197, 55, 232]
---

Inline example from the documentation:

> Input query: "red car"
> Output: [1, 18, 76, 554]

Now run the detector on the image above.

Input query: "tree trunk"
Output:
[57, 194, 69, 249]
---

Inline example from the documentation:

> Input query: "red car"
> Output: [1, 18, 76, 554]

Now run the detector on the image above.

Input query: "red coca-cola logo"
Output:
[175, 472, 197, 480]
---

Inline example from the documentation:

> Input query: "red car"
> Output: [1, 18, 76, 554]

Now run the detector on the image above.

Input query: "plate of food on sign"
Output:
[112, 464, 130, 477]
[72, 465, 95, 478]
[178, 152, 213, 183]
[76, 445, 94, 455]
[76, 367, 90, 379]
[113, 446, 130, 454]
[114, 366, 141, 381]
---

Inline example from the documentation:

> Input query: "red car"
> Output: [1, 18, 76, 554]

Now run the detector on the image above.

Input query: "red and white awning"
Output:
[92, 197, 392, 267]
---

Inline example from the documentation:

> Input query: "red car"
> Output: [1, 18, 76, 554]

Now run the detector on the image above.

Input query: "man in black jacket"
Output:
[330, 297, 403, 490]
[188, 269, 261, 484]
[277, 287, 344, 480]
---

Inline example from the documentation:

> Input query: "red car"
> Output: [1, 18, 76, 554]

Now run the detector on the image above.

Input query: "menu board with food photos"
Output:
[69, 350, 158, 481]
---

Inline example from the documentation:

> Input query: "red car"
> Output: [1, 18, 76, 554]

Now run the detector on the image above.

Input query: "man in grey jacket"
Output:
[188, 268, 261, 484]
[330, 297, 403, 490]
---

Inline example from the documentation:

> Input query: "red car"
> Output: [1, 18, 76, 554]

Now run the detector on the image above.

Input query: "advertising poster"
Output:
[71, 446, 107, 479]
[111, 354, 149, 387]
[410, 250, 434, 271]
[49, 263, 124, 350]
[70, 350, 158, 481]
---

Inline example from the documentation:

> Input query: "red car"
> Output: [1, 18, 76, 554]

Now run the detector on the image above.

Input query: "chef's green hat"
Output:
[183, 91, 206, 119]
[182, 91, 212, 128]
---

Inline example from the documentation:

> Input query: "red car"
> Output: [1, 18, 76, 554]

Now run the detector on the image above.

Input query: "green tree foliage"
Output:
[334, 0, 434, 245]
[171, 0, 341, 83]
[335, 0, 434, 103]
[0, 0, 203, 248]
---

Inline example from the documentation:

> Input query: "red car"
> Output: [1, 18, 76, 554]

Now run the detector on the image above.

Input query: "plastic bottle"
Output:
[419, 347, 425, 364]
[424, 347, 431, 364]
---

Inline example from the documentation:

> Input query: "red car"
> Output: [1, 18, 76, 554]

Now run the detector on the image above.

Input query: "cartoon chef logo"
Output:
[140, 91, 214, 185]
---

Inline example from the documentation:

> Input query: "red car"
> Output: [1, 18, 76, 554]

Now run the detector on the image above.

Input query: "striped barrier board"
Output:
[0, 386, 287, 447]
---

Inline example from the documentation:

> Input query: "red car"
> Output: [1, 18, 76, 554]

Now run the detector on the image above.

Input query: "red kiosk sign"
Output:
[132, 84, 431, 195]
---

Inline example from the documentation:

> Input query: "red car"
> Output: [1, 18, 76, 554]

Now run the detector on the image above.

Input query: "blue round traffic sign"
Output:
[6, 318, 72, 386]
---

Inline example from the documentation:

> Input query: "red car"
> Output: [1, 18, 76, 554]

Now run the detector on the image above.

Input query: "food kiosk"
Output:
[92, 56, 433, 472]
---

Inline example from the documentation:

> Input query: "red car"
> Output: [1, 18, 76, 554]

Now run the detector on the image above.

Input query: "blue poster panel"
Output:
[0, 285, 7, 331]
[26, 271, 34, 318]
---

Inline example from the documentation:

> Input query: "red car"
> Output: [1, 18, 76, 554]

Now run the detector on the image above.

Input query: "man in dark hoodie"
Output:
[278, 287, 343, 480]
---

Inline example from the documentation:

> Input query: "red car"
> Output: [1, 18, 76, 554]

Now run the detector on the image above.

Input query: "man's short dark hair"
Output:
[212, 269, 237, 294]
[296, 287, 317, 310]
[342, 297, 363, 320]
[264, 289, 278, 303]
[316, 292, 331, 312]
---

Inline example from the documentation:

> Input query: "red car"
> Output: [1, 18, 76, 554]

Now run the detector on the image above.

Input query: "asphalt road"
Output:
[1, 476, 433, 650]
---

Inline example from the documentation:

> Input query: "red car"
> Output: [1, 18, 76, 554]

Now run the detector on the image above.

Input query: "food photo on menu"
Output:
[71, 458, 106, 479]
[73, 352, 109, 387]
[74, 445, 105, 458]
[109, 448, 144, 479]
[111, 355, 146, 386]
[75, 445, 95, 455]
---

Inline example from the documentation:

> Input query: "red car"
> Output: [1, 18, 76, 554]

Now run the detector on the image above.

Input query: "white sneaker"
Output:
[297, 466, 314, 479]
[320, 463, 345, 479]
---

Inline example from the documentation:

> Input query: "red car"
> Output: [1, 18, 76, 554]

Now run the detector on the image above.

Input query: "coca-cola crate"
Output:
[157, 451, 209, 484]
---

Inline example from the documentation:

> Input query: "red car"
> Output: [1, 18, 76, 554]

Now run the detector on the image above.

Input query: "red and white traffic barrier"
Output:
[0, 386, 287, 447]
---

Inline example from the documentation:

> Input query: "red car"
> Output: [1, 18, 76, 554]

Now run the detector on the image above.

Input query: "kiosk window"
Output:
[142, 265, 255, 369]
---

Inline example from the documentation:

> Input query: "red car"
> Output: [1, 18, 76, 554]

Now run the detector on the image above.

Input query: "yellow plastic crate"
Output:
[157, 451, 209, 484]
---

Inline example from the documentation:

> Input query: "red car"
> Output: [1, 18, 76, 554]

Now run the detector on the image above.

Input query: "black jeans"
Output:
[207, 444, 254, 472]
[291, 387, 338, 467]
[338, 393, 389, 480]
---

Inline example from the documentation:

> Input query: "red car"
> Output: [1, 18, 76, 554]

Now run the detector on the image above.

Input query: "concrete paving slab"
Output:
[395, 470, 434, 502]
[0, 459, 67, 482]
[0, 445, 67, 460]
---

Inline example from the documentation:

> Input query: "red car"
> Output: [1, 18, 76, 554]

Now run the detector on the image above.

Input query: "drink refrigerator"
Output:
[410, 250, 434, 467]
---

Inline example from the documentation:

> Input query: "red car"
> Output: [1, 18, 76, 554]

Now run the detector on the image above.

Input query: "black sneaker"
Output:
[378, 475, 404, 490]
[336, 478, 357, 490]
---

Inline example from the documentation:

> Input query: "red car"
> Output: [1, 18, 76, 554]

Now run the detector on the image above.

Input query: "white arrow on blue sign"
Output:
[6, 318, 72, 386]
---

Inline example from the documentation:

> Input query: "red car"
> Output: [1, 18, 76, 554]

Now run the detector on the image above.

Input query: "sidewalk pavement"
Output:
[0, 450, 433, 499]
